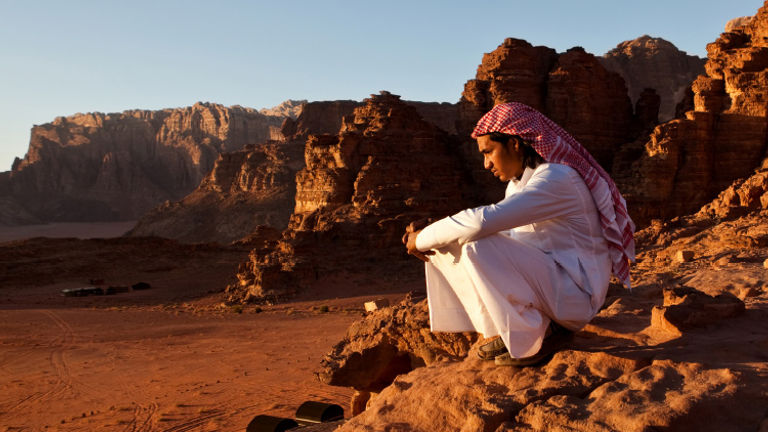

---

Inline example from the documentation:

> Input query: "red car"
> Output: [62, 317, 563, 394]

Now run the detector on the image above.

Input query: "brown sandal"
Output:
[477, 337, 508, 360]
[494, 321, 574, 367]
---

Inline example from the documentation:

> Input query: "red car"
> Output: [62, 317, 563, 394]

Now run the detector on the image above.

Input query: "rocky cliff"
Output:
[128, 101, 362, 244]
[225, 92, 472, 303]
[458, 39, 646, 202]
[600, 35, 706, 121]
[0, 102, 295, 224]
[127, 141, 304, 244]
[615, 2, 768, 226]
[128, 99, 459, 244]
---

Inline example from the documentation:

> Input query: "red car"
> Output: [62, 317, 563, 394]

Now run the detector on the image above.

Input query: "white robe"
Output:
[415, 163, 611, 358]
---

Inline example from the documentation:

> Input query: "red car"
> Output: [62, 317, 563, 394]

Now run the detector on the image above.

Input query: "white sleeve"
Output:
[415, 166, 582, 251]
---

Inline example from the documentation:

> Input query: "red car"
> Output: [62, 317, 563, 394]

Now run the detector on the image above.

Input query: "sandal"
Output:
[494, 321, 574, 367]
[477, 337, 508, 360]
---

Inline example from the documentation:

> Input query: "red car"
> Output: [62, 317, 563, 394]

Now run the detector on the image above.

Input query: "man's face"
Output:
[476, 135, 524, 181]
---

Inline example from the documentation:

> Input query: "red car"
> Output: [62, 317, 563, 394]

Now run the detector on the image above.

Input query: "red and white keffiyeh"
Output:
[471, 102, 635, 288]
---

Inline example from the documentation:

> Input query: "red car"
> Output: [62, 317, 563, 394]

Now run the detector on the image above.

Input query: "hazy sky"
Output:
[1, 0, 763, 170]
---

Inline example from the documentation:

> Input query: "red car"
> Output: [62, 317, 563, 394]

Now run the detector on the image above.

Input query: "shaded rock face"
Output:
[225, 92, 472, 303]
[127, 141, 303, 244]
[0, 102, 291, 224]
[615, 4, 768, 227]
[458, 39, 640, 201]
[127, 101, 360, 244]
[128, 99, 458, 244]
[600, 35, 706, 121]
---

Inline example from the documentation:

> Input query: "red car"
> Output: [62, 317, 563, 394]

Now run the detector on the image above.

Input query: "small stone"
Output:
[364, 299, 390, 313]
[676, 250, 695, 263]
[715, 256, 731, 266]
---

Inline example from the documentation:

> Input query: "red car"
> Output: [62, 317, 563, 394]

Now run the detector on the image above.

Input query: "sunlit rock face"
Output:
[614, 3, 768, 226]
[0, 102, 292, 224]
[225, 92, 472, 302]
[127, 101, 363, 244]
[457, 38, 641, 202]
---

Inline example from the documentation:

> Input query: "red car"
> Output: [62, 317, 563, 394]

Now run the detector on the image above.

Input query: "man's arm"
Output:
[415, 165, 583, 251]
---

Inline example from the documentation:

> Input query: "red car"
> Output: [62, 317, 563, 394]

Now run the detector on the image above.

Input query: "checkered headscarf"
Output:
[472, 102, 635, 288]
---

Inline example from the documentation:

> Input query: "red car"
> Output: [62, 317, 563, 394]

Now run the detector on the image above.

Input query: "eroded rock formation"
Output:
[127, 141, 303, 244]
[317, 168, 768, 431]
[127, 101, 362, 244]
[0, 102, 295, 224]
[457, 39, 642, 202]
[225, 92, 471, 303]
[615, 4, 768, 226]
[600, 35, 706, 121]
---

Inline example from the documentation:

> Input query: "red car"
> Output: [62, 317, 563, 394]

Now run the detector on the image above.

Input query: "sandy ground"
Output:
[0, 221, 137, 243]
[0, 228, 410, 431]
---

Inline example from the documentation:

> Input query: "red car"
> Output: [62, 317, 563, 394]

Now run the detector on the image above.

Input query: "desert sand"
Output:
[0, 229, 408, 431]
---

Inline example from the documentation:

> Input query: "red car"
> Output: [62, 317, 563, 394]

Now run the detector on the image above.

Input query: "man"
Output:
[403, 102, 634, 366]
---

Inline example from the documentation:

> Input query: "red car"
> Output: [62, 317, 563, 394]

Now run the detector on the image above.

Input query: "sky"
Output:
[0, 0, 764, 171]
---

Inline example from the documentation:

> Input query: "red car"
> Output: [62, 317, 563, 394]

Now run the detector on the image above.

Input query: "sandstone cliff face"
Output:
[615, 3, 768, 226]
[600, 35, 706, 121]
[127, 141, 303, 244]
[128, 99, 459, 244]
[458, 39, 642, 202]
[225, 92, 471, 303]
[0, 102, 292, 224]
[127, 101, 360, 244]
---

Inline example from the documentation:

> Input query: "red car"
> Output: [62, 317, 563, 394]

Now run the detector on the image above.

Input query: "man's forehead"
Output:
[476, 135, 495, 150]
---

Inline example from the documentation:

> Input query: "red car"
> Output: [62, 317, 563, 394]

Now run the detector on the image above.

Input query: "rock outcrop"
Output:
[128, 99, 458, 244]
[600, 35, 706, 121]
[457, 39, 642, 201]
[127, 141, 303, 244]
[0, 102, 296, 224]
[225, 92, 472, 303]
[316, 167, 768, 431]
[615, 3, 768, 227]
[127, 101, 361, 244]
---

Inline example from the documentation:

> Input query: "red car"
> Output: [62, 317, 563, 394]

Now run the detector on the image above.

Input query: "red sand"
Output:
[0, 233, 408, 431]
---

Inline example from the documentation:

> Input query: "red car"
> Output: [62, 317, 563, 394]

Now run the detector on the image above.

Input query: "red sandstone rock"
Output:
[457, 38, 638, 201]
[651, 286, 745, 335]
[0, 102, 294, 224]
[317, 294, 475, 393]
[225, 92, 471, 302]
[127, 141, 303, 244]
[600, 35, 706, 121]
[126, 101, 363, 244]
[615, 3, 768, 227]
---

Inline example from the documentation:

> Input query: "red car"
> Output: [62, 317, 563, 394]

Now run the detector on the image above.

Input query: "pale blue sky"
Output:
[1, 0, 763, 170]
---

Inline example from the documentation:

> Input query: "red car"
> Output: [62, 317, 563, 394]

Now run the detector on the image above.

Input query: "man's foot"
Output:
[494, 322, 574, 367]
[477, 337, 508, 360]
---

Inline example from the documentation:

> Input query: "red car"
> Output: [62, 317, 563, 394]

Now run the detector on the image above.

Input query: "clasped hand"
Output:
[402, 219, 435, 263]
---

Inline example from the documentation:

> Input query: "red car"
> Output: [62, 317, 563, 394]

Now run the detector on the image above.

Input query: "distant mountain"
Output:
[600, 35, 706, 121]
[0, 102, 293, 225]
[258, 99, 306, 118]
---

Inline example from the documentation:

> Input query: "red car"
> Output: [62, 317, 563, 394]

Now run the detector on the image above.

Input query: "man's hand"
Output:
[402, 228, 435, 263]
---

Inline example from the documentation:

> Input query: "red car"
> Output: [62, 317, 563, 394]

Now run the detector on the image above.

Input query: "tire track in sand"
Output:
[0, 310, 77, 417]
[121, 402, 158, 432]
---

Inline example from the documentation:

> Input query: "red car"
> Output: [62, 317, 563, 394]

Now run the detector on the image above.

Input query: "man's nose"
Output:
[484, 157, 492, 170]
